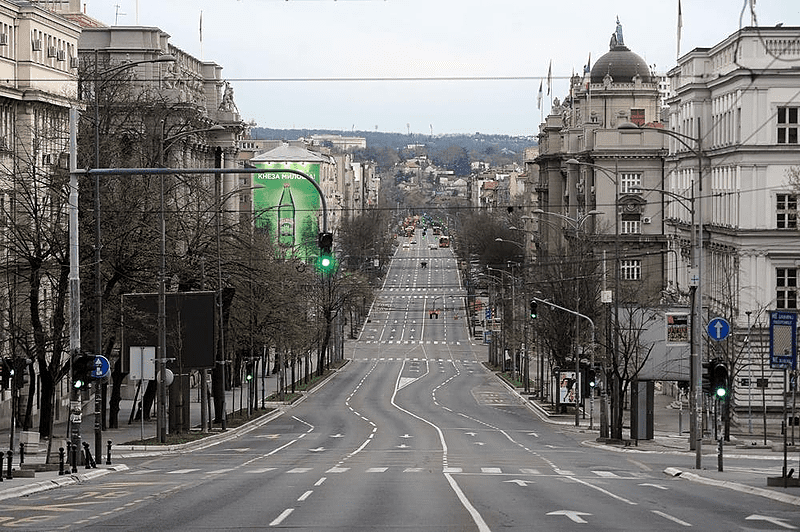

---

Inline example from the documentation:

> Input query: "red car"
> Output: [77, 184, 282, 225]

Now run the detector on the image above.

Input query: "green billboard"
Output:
[253, 162, 321, 260]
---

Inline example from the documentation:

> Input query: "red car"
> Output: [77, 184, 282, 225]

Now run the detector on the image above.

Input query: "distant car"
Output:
[402, 242, 410, 249]
[410, 240, 417, 245]
[430, 243, 438, 250]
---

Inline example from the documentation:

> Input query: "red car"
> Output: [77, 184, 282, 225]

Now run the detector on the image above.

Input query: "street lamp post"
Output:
[86, 51, 175, 460]
[533, 209, 599, 427]
[565, 160, 620, 434]
[618, 121, 705, 468]
[158, 124, 225, 443]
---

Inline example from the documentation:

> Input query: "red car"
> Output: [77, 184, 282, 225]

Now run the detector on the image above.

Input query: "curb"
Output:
[664, 467, 800, 507]
[0, 465, 129, 502]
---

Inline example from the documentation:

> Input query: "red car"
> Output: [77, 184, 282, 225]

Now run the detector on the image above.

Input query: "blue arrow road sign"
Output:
[91, 355, 110, 378]
[707, 317, 730, 341]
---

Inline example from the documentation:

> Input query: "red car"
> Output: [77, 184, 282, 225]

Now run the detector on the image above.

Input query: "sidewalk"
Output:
[0, 365, 301, 501]
[510, 379, 800, 506]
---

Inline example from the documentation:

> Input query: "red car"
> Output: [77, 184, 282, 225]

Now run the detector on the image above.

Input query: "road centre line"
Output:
[390, 359, 490, 532]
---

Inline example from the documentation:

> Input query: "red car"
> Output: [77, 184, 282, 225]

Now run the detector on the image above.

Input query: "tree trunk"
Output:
[611, 373, 624, 440]
[38, 365, 55, 439]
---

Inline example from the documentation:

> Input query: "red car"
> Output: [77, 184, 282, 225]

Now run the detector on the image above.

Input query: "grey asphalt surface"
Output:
[2, 354, 799, 508]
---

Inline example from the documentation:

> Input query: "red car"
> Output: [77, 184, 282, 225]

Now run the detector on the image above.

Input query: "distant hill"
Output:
[250, 127, 536, 166]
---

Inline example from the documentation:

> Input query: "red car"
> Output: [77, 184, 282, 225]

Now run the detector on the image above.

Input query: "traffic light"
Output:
[0, 358, 9, 389]
[529, 300, 538, 319]
[587, 368, 597, 388]
[702, 360, 712, 395]
[317, 232, 335, 274]
[318, 232, 333, 254]
[72, 354, 94, 390]
[245, 361, 254, 382]
[711, 360, 729, 400]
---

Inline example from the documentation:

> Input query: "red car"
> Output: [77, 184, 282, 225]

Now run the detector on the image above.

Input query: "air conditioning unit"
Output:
[32, 39, 42, 51]
[56, 49, 66, 61]
[47, 46, 57, 58]
[0, 34, 8, 46]
[642, 217, 652, 224]
[69, 56, 79, 69]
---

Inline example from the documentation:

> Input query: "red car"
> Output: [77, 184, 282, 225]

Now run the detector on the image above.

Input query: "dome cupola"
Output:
[590, 18, 652, 84]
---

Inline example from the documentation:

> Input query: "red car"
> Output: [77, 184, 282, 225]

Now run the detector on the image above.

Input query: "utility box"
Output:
[630, 380, 654, 440]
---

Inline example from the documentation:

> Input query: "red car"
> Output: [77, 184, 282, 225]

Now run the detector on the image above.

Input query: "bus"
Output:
[438, 236, 450, 248]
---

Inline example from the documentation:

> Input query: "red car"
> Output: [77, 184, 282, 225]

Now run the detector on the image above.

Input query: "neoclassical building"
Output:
[536, 18, 800, 421]
[534, 19, 670, 305]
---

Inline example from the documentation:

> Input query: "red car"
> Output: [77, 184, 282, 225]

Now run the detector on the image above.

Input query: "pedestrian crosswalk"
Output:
[348, 357, 480, 364]
[358, 340, 468, 345]
[130, 466, 643, 479]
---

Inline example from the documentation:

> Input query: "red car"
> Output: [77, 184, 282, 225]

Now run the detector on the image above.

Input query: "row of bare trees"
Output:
[449, 205, 671, 440]
[0, 60, 384, 441]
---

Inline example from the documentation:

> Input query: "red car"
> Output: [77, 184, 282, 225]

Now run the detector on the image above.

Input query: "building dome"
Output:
[590, 19, 652, 84]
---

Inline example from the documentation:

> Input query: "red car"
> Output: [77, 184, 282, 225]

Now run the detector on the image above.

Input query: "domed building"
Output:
[577, 17, 661, 128]
[531, 17, 672, 372]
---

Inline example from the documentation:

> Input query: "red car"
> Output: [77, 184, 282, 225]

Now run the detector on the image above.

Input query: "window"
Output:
[776, 268, 798, 309]
[621, 218, 641, 234]
[777, 194, 797, 229]
[777, 106, 799, 144]
[620, 173, 641, 194]
[620, 259, 641, 280]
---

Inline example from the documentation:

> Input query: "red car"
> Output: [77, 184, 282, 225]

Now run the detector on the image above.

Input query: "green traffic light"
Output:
[715, 387, 726, 398]
[321, 256, 331, 268]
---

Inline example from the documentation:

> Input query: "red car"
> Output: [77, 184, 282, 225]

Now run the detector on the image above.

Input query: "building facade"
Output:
[535, 19, 670, 306]
[664, 25, 800, 415]
[0, 0, 80, 430]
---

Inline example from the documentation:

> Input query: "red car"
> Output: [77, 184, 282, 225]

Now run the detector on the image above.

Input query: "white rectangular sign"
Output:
[129, 346, 156, 381]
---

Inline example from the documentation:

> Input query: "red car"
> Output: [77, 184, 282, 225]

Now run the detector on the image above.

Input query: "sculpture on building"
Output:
[220, 81, 238, 113]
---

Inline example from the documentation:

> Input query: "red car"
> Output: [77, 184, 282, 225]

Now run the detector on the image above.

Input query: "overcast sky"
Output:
[81, 0, 799, 136]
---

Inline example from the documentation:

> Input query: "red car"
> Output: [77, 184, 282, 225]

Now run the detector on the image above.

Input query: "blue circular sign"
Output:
[91, 355, 111, 378]
[707, 317, 730, 341]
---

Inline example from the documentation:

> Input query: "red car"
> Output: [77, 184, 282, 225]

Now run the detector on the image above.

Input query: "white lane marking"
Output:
[204, 468, 235, 475]
[314, 477, 326, 486]
[167, 469, 200, 474]
[593, 471, 619, 478]
[505, 479, 535, 486]
[481, 467, 502, 474]
[270, 508, 294, 527]
[547, 510, 591, 524]
[565, 475, 637, 505]
[287, 467, 313, 474]
[746, 515, 797, 529]
[297, 491, 313, 502]
[652, 510, 692, 527]
[366, 467, 388, 473]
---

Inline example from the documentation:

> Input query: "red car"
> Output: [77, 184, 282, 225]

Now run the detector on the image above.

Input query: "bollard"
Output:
[69, 441, 77, 474]
[717, 437, 724, 472]
[106, 440, 112, 465]
[82, 441, 96, 469]
[59, 447, 65, 476]
[0, 451, 3, 481]
[19, 442, 24, 465]
[6, 449, 12, 480]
